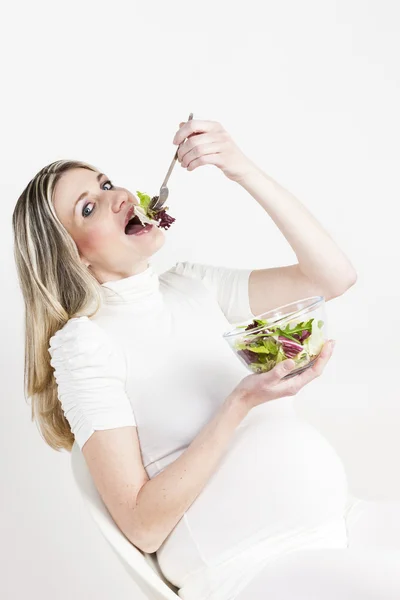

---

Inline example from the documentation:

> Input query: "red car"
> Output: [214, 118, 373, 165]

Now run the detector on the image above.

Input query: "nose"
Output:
[113, 191, 137, 213]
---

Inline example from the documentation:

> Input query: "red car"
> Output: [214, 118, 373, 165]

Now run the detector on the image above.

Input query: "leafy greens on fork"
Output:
[135, 191, 176, 230]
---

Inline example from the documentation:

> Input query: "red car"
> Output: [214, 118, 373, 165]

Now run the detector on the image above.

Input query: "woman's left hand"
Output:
[173, 118, 259, 183]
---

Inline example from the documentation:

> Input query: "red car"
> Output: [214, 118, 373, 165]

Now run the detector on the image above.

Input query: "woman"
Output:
[12, 118, 400, 599]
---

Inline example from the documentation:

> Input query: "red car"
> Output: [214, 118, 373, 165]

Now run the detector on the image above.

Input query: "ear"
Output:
[80, 256, 90, 268]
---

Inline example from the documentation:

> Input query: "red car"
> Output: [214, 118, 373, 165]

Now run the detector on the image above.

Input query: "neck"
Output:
[99, 262, 160, 306]
[91, 260, 150, 285]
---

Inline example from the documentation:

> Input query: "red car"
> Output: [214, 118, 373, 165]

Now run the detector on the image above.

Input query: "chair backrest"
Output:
[70, 442, 179, 600]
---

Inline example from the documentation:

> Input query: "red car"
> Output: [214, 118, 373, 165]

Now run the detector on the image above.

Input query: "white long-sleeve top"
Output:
[48, 261, 353, 600]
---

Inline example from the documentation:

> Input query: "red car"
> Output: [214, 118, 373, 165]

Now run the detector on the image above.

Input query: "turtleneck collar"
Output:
[100, 264, 161, 305]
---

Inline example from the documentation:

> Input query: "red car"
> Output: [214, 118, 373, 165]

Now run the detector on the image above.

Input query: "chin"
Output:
[150, 224, 165, 238]
[156, 226, 167, 244]
[146, 226, 165, 258]
[148, 224, 166, 246]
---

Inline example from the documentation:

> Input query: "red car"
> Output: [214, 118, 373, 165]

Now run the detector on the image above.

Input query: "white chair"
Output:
[71, 442, 180, 600]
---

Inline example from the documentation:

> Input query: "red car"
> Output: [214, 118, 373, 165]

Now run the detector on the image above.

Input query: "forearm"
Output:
[238, 166, 357, 294]
[132, 392, 249, 553]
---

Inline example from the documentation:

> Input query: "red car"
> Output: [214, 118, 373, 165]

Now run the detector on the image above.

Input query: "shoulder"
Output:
[162, 260, 252, 295]
[48, 317, 135, 451]
[164, 260, 251, 282]
[49, 316, 107, 352]
[162, 261, 254, 324]
[48, 316, 122, 374]
[160, 261, 224, 307]
[163, 260, 217, 280]
[161, 261, 215, 289]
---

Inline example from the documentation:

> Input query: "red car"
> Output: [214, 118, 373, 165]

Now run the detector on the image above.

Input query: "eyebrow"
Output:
[73, 172, 105, 215]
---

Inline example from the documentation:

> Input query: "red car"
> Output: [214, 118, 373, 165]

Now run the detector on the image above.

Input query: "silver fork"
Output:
[149, 112, 194, 212]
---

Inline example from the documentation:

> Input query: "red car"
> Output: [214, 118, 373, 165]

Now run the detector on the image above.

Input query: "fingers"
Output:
[307, 340, 335, 377]
[291, 340, 335, 388]
[176, 133, 215, 163]
[267, 358, 297, 382]
[173, 119, 220, 146]
[266, 339, 335, 396]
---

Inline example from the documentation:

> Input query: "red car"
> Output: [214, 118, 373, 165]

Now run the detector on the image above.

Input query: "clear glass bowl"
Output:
[222, 296, 327, 380]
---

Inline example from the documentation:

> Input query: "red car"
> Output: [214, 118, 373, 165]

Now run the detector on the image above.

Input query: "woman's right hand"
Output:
[231, 339, 336, 411]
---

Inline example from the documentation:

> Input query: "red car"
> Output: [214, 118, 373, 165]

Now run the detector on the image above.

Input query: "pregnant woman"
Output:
[12, 118, 400, 599]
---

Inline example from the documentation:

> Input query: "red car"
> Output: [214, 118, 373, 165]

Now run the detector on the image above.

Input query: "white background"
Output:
[1, 0, 399, 598]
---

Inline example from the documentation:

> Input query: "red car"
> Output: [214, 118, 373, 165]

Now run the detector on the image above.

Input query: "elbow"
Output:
[135, 540, 161, 555]
[141, 528, 169, 553]
[142, 541, 162, 554]
[129, 534, 159, 555]
[346, 267, 358, 288]
[126, 489, 165, 554]
[341, 268, 358, 293]
[327, 268, 358, 300]
[136, 537, 163, 555]
[128, 525, 164, 555]
[137, 529, 164, 554]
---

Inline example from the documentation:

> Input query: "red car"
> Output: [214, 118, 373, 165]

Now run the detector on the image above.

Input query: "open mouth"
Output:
[125, 214, 147, 235]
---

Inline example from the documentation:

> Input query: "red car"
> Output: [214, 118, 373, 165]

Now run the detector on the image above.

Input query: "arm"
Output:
[83, 339, 334, 554]
[171, 118, 357, 312]
[239, 167, 357, 314]
[81, 335, 334, 555]
[50, 318, 249, 554]
[83, 391, 249, 554]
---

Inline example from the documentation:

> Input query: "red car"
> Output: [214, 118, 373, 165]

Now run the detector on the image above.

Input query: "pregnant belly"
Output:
[157, 409, 349, 578]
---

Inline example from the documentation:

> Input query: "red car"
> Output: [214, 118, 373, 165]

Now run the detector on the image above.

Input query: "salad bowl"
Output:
[223, 296, 327, 380]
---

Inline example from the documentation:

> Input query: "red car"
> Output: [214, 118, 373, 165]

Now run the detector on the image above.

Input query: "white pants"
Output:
[234, 498, 400, 599]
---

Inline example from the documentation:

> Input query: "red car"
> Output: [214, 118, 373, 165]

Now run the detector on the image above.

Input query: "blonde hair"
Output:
[12, 160, 106, 452]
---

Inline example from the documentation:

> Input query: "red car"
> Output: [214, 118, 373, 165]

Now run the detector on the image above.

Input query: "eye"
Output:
[102, 180, 114, 191]
[82, 180, 114, 217]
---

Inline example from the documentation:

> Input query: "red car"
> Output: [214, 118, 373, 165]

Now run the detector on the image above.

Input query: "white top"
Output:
[49, 261, 352, 600]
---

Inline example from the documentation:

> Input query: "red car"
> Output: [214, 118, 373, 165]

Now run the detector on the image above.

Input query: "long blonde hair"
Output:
[12, 160, 105, 452]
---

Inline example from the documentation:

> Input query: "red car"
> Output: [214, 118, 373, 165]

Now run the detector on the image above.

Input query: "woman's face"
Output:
[53, 168, 165, 283]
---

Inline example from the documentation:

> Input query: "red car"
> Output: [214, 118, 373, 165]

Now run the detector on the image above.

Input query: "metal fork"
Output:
[149, 112, 194, 212]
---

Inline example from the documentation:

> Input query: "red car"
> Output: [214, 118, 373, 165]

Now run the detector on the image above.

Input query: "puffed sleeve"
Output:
[48, 316, 136, 450]
[170, 261, 256, 324]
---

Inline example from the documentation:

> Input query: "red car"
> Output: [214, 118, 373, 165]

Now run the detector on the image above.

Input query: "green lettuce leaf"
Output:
[136, 191, 152, 213]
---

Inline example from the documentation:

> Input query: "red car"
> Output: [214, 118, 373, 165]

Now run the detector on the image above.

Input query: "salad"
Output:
[135, 191, 176, 230]
[234, 316, 325, 374]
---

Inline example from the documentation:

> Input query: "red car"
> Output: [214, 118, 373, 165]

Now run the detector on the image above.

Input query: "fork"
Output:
[149, 112, 194, 212]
